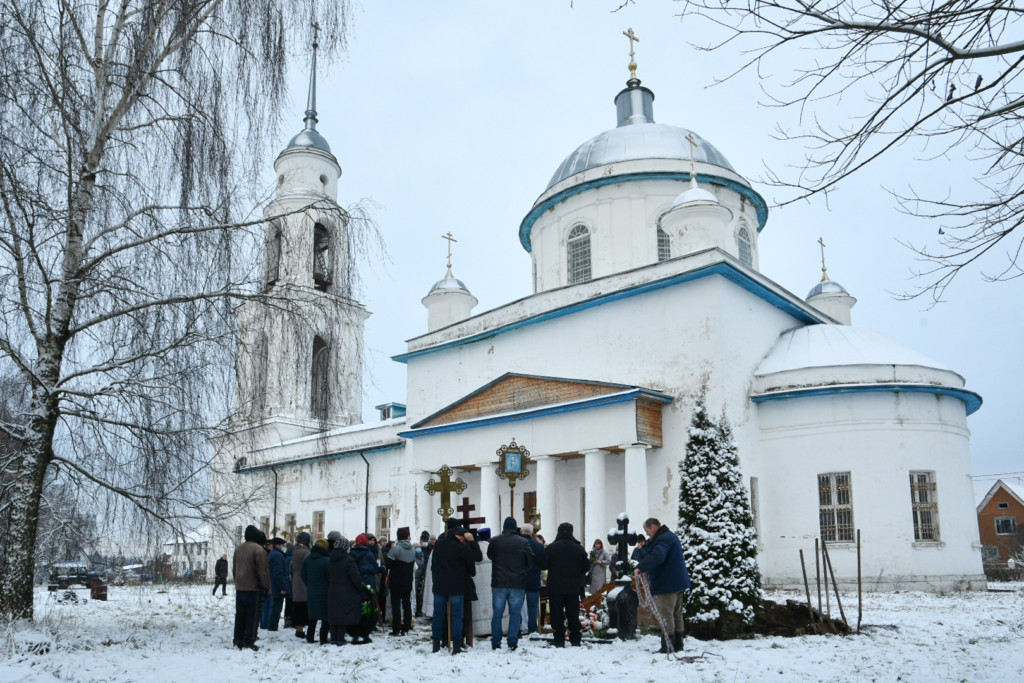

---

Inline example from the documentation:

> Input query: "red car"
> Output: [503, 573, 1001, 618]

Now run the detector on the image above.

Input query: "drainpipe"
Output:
[360, 452, 370, 532]
[271, 466, 279, 537]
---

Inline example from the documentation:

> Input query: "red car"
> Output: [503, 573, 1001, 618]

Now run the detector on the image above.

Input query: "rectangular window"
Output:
[313, 511, 325, 541]
[376, 505, 392, 541]
[995, 516, 1018, 535]
[997, 502, 1010, 509]
[909, 471, 940, 541]
[285, 513, 296, 542]
[522, 491, 537, 528]
[982, 545, 1000, 563]
[818, 472, 854, 542]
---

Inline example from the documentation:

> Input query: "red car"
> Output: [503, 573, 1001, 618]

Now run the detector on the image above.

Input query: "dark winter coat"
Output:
[539, 523, 589, 595]
[430, 531, 477, 596]
[349, 544, 379, 588]
[268, 548, 289, 594]
[327, 547, 367, 627]
[630, 545, 647, 562]
[524, 536, 545, 591]
[291, 545, 310, 602]
[636, 525, 691, 595]
[487, 529, 534, 589]
[214, 557, 228, 579]
[232, 525, 270, 592]
[301, 545, 330, 621]
[385, 539, 416, 593]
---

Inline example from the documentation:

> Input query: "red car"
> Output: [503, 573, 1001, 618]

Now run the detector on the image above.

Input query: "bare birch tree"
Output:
[678, 0, 1024, 300]
[0, 0, 352, 620]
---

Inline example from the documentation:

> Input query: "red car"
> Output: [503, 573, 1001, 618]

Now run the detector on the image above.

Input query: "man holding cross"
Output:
[430, 517, 481, 655]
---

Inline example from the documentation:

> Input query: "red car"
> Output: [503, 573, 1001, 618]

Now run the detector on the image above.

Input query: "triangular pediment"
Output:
[413, 373, 641, 429]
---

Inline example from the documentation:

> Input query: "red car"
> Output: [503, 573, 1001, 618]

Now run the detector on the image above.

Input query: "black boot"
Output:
[654, 632, 671, 654]
[452, 641, 464, 655]
[431, 639, 441, 653]
[674, 632, 685, 651]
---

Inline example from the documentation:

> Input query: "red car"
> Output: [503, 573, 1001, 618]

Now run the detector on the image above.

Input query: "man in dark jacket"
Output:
[385, 526, 416, 635]
[637, 517, 691, 653]
[291, 532, 311, 639]
[232, 525, 270, 651]
[486, 517, 534, 651]
[261, 537, 289, 630]
[520, 523, 545, 634]
[430, 518, 479, 655]
[539, 522, 589, 647]
[213, 554, 228, 596]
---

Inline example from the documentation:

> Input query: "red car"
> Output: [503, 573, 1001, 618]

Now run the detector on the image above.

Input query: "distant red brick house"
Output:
[977, 479, 1024, 578]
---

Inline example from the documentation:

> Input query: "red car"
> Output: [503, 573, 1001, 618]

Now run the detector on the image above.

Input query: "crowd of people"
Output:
[229, 516, 689, 656]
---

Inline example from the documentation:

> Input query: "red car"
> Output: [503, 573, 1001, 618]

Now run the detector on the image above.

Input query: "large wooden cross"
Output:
[424, 464, 467, 522]
[456, 497, 486, 529]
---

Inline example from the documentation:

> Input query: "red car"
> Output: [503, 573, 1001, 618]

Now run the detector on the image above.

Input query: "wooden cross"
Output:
[456, 497, 486, 529]
[623, 28, 640, 80]
[424, 464, 467, 522]
[442, 232, 457, 277]
[818, 236, 829, 282]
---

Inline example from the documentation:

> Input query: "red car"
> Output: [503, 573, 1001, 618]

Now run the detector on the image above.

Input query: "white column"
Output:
[477, 461, 500, 533]
[534, 455, 556, 538]
[583, 449, 608, 548]
[622, 443, 651, 528]
[413, 470, 436, 537]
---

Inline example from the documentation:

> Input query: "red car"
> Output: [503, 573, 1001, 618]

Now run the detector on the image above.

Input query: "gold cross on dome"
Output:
[623, 28, 640, 80]
[818, 236, 829, 282]
[442, 232, 457, 277]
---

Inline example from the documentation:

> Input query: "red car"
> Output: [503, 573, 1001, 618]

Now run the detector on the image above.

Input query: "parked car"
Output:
[48, 563, 95, 589]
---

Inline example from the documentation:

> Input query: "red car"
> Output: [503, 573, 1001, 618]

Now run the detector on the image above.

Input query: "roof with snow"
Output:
[975, 478, 1024, 510]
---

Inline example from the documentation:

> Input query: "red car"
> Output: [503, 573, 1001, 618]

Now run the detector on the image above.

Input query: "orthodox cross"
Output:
[495, 438, 531, 518]
[442, 232, 457, 277]
[685, 132, 698, 180]
[818, 236, 829, 282]
[312, 20, 320, 48]
[623, 28, 640, 81]
[456, 497, 486, 529]
[424, 464, 467, 522]
[607, 513, 639, 577]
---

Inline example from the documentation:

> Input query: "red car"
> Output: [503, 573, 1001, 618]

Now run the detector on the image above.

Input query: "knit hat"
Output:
[503, 516, 518, 531]
[355, 533, 369, 547]
[314, 538, 329, 550]
[334, 536, 351, 552]
[521, 523, 534, 536]
[327, 530, 341, 543]
[296, 531, 311, 546]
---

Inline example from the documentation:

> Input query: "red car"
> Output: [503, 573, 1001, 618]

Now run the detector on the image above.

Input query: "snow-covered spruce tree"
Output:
[677, 389, 762, 638]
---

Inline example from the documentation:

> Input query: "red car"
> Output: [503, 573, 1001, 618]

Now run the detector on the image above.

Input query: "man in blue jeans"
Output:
[520, 523, 545, 633]
[487, 517, 535, 650]
[430, 518, 480, 655]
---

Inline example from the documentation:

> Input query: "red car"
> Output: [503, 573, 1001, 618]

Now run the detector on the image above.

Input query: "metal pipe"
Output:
[360, 452, 370, 532]
[857, 529, 863, 634]
[272, 466, 279, 537]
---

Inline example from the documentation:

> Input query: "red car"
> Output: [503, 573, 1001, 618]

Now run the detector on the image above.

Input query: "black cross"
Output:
[456, 497, 486, 529]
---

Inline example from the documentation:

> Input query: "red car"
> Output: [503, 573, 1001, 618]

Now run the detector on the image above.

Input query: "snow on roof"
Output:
[975, 477, 1024, 509]
[756, 325, 952, 376]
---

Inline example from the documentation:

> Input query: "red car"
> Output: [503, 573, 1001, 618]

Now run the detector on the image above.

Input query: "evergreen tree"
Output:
[677, 389, 762, 637]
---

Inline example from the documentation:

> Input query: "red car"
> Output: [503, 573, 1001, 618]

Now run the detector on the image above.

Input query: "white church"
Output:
[209, 43, 987, 593]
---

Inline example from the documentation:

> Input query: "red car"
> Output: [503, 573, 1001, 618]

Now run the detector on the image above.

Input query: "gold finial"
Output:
[685, 132, 698, 181]
[442, 232, 458, 278]
[818, 236, 829, 282]
[623, 28, 640, 81]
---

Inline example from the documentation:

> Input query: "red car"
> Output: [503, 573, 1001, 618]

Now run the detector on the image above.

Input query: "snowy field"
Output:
[1, 584, 1022, 682]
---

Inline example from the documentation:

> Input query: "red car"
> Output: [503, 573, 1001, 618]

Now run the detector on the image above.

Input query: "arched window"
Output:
[566, 224, 591, 284]
[738, 226, 752, 267]
[265, 225, 282, 291]
[311, 336, 330, 421]
[313, 222, 332, 291]
[251, 333, 269, 418]
[657, 226, 671, 262]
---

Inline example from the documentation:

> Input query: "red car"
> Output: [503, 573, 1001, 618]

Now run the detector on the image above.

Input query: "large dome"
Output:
[547, 123, 735, 191]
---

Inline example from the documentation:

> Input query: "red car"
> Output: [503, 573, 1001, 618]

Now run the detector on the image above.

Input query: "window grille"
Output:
[995, 516, 1018, 535]
[567, 224, 591, 284]
[909, 471, 939, 541]
[818, 472, 854, 542]
[313, 223, 332, 290]
[376, 505, 392, 541]
[657, 226, 671, 262]
[313, 511, 325, 540]
[738, 226, 752, 267]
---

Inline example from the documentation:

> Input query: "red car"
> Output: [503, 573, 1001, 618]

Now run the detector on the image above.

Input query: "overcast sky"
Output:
[272, 0, 1021, 485]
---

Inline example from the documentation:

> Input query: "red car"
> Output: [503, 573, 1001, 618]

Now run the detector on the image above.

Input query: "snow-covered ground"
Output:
[1, 584, 1022, 682]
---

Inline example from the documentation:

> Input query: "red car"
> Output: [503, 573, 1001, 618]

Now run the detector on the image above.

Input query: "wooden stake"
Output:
[815, 538, 822, 617]
[821, 538, 830, 619]
[799, 549, 818, 632]
[821, 539, 847, 625]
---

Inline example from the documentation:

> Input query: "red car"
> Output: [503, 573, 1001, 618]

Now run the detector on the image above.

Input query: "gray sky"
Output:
[279, 1, 1020, 484]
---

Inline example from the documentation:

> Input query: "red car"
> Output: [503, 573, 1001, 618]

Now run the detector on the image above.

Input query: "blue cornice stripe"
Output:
[519, 171, 768, 253]
[751, 384, 982, 416]
[239, 442, 405, 474]
[400, 390, 671, 439]
[392, 261, 824, 364]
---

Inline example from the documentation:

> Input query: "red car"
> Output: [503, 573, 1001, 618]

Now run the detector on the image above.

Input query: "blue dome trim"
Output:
[751, 384, 982, 416]
[518, 171, 768, 253]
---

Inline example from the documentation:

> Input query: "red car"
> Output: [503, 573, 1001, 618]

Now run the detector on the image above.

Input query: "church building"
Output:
[210, 41, 987, 592]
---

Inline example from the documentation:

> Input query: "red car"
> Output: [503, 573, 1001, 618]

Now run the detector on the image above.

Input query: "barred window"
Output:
[818, 472, 854, 542]
[311, 336, 330, 421]
[995, 516, 1017, 535]
[738, 226, 752, 267]
[657, 226, 671, 262]
[909, 471, 939, 541]
[313, 511, 325, 540]
[376, 505, 392, 541]
[313, 222, 332, 290]
[567, 224, 592, 284]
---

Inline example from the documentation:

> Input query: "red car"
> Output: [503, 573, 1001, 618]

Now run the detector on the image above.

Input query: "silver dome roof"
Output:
[547, 124, 736, 191]
[287, 128, 332, 153]
[427, 276, 471, 294]
[807, 279, 850, 299]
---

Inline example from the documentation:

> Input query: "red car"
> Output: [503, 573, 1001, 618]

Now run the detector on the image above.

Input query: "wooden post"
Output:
[821, 539, 847, 625]
[815, 538, 822, 617]
[821, 538, 830, 618]
[799, 549, 817, 632]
